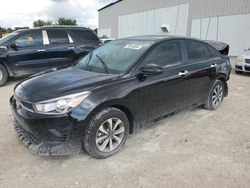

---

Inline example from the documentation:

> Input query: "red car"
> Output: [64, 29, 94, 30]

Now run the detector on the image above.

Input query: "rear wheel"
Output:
[83, 107, 129, 159]
[204, 80, 225, 110]
[0, 64, 8, 87]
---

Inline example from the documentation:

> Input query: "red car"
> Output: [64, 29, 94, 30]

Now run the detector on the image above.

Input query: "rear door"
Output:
[44, 29, 75, 69]
[181, 40, 217, 105]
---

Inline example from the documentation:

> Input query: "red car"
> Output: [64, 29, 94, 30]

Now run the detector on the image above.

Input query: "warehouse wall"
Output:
[118, 4, 189, 38]
[191, 13, 250, 55]
[99, 0, 250, 55]
[99, 0, 250, 38]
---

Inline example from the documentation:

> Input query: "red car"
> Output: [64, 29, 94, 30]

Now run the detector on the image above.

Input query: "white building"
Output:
[98, 0, 250, 55]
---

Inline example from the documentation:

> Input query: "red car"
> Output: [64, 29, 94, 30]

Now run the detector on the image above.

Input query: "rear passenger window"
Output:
[47, 30, 69, 44]
[143, 41, 182, 68]
[69, 30, 98, 43]
[184, 41, 211, 61]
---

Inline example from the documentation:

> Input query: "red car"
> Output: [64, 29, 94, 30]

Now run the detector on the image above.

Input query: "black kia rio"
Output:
[10, 35, 231, 159]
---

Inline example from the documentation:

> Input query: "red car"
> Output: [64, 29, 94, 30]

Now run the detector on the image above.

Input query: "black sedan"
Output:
[10, 36, 231, 158]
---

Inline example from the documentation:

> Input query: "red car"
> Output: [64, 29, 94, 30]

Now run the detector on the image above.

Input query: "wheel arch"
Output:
[83, 100, 135, 134]
[0, 61, 11, 77]
[216, 73, 228, 97]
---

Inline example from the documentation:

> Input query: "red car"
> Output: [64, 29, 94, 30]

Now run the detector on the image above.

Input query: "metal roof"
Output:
[98, 0, 123, 11]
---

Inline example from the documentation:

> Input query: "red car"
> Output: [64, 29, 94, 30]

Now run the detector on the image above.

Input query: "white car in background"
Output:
[99, 35, 114, 44]
[235, 48, 250, 73]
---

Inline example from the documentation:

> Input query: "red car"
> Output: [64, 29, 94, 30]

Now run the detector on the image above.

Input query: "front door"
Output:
[137, 40, 189, 122]
[8, 30, 48, 76]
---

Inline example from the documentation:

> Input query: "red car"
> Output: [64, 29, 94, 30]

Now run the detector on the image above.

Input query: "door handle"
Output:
[68, 46, 75, 50]
[37, 49, 46, 52]
[211, 63, 217, 68]
[178, 70, 188, 77]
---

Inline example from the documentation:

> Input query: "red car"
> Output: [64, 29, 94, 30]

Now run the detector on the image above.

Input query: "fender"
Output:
[70, 98, 137, 133]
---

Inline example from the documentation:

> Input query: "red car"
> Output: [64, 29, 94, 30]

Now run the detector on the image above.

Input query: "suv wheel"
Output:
[83, 107, 129, 159]
[0, 64, 8, 87]
[204, 80, 225, 110]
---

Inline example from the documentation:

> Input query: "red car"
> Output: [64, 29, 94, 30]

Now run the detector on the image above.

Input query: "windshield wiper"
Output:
[95, 54, 110, 74]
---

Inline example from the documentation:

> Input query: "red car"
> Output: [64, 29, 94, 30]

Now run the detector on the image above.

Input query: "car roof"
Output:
[15, 26, 90, 33]
[121, 35, 203, 42]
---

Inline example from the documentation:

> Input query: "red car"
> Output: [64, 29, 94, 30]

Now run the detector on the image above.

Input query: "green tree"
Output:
[0, 27, 12, 33]
[57, 18, 77, 26]
[33, 19, 52, 28]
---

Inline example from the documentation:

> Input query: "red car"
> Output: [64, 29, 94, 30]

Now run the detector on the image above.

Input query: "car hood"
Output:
[21, 67, 118, 101]
[242, 51, 250, 59]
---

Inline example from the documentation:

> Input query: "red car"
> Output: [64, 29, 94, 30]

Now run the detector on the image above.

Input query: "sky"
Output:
[0, 0, 113, 29]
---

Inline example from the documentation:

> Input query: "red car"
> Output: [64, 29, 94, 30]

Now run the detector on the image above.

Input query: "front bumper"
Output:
[10, 96, 85, 156]
[235, 61, 250, 72]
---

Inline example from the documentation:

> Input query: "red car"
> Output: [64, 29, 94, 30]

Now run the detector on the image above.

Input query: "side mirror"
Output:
[9, 42, 18, 50]
[141, 64, 164, 75]
[244, 48, 250, 52]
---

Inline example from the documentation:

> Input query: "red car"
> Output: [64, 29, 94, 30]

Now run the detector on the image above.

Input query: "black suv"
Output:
[10, 36, 231, 158]
[0, 26, 100, 86]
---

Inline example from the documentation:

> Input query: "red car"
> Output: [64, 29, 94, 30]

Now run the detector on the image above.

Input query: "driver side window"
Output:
[15, 31, 43, 47]
[143, 41, 182, 68]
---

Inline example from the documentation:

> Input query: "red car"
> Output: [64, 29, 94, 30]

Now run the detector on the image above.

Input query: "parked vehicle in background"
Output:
[99, 35, 114, 44]
[235, 48, 250, 73]
[0, 26, 100, 86]
[10, 35, 231, 159]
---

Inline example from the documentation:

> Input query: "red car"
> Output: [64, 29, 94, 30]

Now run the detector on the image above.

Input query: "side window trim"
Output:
[42, 30, 49, 45]
[68, 33, 74, 44]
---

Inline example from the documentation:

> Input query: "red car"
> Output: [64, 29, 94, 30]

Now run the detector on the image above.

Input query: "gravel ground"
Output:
[0, 59, 250, 188]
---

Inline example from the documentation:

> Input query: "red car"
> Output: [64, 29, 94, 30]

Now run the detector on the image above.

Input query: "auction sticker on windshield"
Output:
[124, 44, 143, 50]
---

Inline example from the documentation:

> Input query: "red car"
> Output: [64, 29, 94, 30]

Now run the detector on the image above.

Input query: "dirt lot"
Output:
[0, 61, 250, 188]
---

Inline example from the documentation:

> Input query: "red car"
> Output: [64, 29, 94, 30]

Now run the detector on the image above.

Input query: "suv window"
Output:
[184, 40, 211, 61]
[143, 41, 182, 68]
[47, 30, 69, 44]
[69, 29, 98, 43]
[15, 31, 43, 47]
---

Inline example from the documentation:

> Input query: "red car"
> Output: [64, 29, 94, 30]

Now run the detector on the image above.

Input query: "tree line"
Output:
[0, 18, 77, 34]
[33, 18, 77, 27]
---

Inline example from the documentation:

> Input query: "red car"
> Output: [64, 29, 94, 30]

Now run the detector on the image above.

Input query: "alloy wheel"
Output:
[95, 118, 125, 152]
[211, 84, 223, 107]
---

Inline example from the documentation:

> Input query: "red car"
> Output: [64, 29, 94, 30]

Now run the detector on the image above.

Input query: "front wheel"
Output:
[83, 107, 129, 159]
[204, 80, 225, 110]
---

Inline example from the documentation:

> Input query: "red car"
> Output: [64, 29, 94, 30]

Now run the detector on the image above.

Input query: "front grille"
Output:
[21, 100, 34, 110]
[235, 65, 242, 70]
[245, 59, 250, 64]
[14, 95, 34, 112]
[245, 66, 250, 71]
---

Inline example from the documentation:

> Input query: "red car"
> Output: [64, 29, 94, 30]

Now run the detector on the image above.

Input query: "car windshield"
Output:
[0, 32, 19, 46]
[75, 39, 154, 74]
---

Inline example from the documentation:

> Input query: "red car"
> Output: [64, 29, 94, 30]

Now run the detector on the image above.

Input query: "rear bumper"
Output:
[10, 95, 85, 156]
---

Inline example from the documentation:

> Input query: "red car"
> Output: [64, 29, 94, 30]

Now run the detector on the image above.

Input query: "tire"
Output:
[83, 107, 129, 159]
[235, 70, 242, 74]
[0, 64, 8, 87]
[204, 80, 225, 111]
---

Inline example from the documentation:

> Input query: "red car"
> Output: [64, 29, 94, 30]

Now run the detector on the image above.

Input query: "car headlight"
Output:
[236, 55, 245, 63]
[34, 91, 90, 114]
